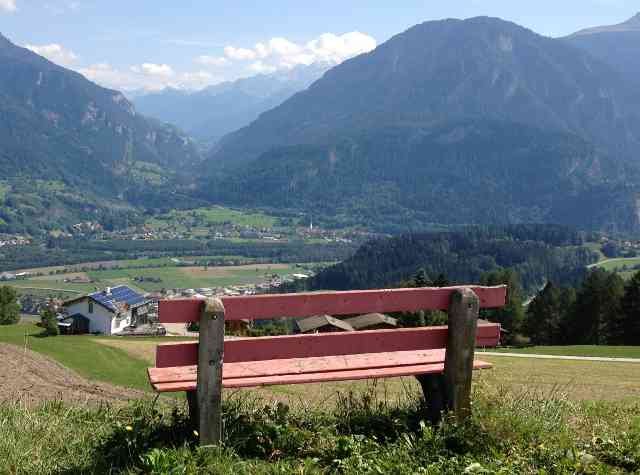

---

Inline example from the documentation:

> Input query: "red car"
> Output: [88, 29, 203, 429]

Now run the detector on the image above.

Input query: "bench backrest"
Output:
[156, 285, 507, 367]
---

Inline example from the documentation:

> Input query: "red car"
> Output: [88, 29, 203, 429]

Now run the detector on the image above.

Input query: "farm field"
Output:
[7, 262, 306, 295]
[146, 205, 281, 233]
[485, 345, 640, 359]
[590, 256, 640, 279]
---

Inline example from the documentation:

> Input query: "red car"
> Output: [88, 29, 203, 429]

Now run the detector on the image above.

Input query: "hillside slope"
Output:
[201, 17, 640, 232]
[0, 33, 202, 234]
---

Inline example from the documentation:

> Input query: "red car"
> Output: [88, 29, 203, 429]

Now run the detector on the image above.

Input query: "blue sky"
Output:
[0, 0, 637, 91]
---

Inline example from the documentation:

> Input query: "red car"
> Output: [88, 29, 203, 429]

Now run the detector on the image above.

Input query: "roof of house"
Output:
[64, 285, 146, 313]
[344, 313, 398, 330]
[296, 315, 354, 333]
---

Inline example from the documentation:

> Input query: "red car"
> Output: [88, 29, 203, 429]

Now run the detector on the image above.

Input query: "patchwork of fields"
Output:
[8, 261, 306, 295]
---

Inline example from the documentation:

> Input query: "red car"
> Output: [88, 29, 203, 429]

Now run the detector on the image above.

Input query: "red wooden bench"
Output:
[149, 285, 507, 445]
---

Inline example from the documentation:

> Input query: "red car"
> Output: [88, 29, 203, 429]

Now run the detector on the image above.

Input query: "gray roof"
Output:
[296, 315, 354, 333]
[345, 313, 398, 330]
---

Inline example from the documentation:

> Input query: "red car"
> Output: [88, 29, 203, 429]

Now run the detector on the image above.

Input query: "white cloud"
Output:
[0, 0, 16, 12]
[25, 43, 78, 66]
[224, 46, 257, 61]
[79, 62, 218, 91]
[131, 63, 175, 77]
[248, 61, 277, 74]
[220, 31, 377, 73]
[195, 55, 229, 67]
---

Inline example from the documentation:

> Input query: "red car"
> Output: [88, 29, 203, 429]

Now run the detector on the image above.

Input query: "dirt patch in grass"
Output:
[0, 343, 148, 407]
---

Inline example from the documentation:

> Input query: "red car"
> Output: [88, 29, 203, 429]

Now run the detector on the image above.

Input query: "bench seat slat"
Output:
[150, 360, 492, 392]
[149, 349, 447, 384]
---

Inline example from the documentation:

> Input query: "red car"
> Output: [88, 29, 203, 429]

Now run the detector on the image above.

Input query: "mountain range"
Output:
[202, 16, 640, 232]
[132, 63, 328, 145]
[3, 14, 640, 235]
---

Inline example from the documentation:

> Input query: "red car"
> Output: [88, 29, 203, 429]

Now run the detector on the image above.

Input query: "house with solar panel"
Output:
[62, 285, 150, 335]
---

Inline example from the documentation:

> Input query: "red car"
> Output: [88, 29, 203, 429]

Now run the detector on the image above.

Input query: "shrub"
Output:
[40, 307, 60, 336]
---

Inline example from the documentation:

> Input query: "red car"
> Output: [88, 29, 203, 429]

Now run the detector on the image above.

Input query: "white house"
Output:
[63, 286, 149, 335]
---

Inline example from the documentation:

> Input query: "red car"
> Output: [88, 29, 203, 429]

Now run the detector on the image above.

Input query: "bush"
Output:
[40, 307, 60, 336]
[0, 286, 20, 325]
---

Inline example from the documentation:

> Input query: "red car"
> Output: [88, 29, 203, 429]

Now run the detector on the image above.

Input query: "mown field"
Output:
[486, 345, 640, 359]
[8, 262, 304, 294]
[146, 206, 281, 233]
[591, 257, 640, 279]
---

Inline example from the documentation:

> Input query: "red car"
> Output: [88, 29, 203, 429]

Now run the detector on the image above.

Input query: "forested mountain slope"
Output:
[202, 17, 640, 232]
[0, 33, 202, 234]
[304, 225, 598, 294]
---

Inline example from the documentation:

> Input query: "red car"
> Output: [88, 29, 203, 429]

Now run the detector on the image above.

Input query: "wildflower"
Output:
[125, 425, 133, 432]
[193, 430, 199, 437]
[464, 462, 484, 473]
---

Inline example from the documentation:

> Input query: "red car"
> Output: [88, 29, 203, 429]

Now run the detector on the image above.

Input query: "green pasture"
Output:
[147, 205, 278, 232]
[86, 264, 296, 291]
[0, 323, 152, 391]
[486, 345, 640, 359]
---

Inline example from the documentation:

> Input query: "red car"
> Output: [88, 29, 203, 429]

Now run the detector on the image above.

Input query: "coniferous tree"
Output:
[524, 283, 575, 345]
[621, 271, 640, 345]
[570, 269, 624, 344]
[480, 269, 525, 342]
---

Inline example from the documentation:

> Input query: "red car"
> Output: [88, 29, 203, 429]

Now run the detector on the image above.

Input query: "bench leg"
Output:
[197, 298, 226, 446]
[415, 374, 447, 424]
[445, 288, 480, 422]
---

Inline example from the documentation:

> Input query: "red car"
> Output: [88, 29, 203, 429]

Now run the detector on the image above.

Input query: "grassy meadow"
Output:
[485, 345, 640, 359]
[0, 322, 639, 473]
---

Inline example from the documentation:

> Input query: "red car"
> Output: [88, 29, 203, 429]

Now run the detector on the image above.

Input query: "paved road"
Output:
[480, 352, 640, 364]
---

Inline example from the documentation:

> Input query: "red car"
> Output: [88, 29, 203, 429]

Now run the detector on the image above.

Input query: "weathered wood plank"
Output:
[151, 360, 493, 392]
[159, 286, 507, 323]
[150, 348, 448, 384]
[155, 324, 501, 368]
[196, 298, 225, 446]
[444, 288, 480, 421]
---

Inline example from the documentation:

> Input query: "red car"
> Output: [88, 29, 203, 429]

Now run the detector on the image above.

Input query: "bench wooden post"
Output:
[197, 297, 225, 446]
[444, 288, 479, 421]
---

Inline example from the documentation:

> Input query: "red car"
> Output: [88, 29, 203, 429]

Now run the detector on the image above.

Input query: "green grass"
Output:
[147, 206, 278, 233]
[593, 257, 640, 273]
[485, 345, 640, 359]
[86, 264, 297, 292]
[7, 261, 299, 296]
[9, 279, 96, 294]
[0, 323, 152, 390]
[1, 384, 639, 474]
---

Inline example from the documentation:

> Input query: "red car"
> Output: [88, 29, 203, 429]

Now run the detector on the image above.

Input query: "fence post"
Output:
[444, 288, 479, 421]
[197, 297, 225, 446]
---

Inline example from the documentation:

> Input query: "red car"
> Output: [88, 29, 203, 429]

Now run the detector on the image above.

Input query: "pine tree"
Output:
[480, 269, 525, 342]
[621, 271, 640, 345]
[524, 282, 575, 345]
[570, 269, 624, 344]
